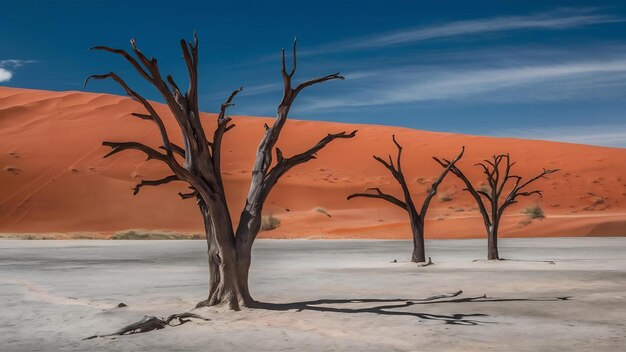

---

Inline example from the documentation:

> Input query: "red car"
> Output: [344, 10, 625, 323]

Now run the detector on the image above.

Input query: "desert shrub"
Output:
[521, 204, 545, 219]
[260, 215, 281, 232]
[0, 233, 48, 240]
[111, 230, 200, 240]
[438, 192, 455, 202]
[314, 207, 331, 217]
[477, 183, 491, 193]
[515, 218, 533, 229]
[592, 196, 606, 206]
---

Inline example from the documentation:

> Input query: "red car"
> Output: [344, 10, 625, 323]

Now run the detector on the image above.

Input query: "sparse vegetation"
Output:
[521, 204, 545, 219]
[111, 230, 202, 240]
[0, 234, 47, 240]
[515, 218, 533, 229]
[477, 183, 491, 193]
[314, 207, 331, 217]
[438, 191, 455, 202]
[592, 196, 606, 206]
[260, 215, 281, 231]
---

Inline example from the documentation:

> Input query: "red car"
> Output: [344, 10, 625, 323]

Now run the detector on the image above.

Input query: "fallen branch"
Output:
[84, 312, 209, 340]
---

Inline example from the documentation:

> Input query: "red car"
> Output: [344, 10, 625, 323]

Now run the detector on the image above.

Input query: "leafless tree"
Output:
[85, 35, 356, 310]
[433, 154, 558, 260]
[347, 135, 464, 263]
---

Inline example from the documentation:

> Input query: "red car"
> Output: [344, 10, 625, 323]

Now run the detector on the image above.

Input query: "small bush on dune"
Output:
[314, 207, 331, 217]
[521, 204, 545, 219]
[515, 218, 533, 229]
[438, 192, 455, 202]
[477, 183, 491, 194]
[592, 196, 606, 206]
[260, 215, 281, 232]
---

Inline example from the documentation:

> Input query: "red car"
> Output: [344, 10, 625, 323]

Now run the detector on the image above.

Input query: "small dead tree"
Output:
[85, 35, 356, 310]
[434, 154, 558, 260]
[347, 135, 464, 263]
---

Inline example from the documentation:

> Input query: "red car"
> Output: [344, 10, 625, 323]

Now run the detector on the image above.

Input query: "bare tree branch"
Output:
[84, 72, 175, 157]
[133, 175, 180, 195]
[102, 141, 168, 162]
[212, 87, 244, 189]
[261, 130, 358, 201]
[433, 156, 491, 229]
[347, 187, 407, 210]
[421, 147, 465, 216]
[243, 39, 349, 221]
[88, 45, 153, 83]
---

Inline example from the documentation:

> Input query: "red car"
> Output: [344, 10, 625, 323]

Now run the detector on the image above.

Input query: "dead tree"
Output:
[433, 154, 558, 260]
[347, 136, 464, 263]
[85, 35, 356, 310]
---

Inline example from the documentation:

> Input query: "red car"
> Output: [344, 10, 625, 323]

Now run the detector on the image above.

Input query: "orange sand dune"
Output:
[1, 86, 625, 239]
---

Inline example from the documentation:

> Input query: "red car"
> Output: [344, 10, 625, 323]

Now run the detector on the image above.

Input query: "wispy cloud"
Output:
[0, 59, 37, 82]
[299, 57, 626, 111]
[301, 8, 623, 56]
[493, 124, 626, 148]
[201, 82, 282, 104]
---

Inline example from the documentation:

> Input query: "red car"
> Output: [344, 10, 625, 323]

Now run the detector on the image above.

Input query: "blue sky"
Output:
[2, 0, 626, 147]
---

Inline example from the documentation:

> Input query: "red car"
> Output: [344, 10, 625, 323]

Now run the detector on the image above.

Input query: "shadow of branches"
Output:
[251, 290, 570, 326]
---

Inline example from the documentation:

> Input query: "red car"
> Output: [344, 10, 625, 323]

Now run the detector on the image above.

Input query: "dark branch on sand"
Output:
[84, 312, 209, 340]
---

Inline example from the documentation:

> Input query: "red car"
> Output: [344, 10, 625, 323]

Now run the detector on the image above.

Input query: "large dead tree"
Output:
[85, 35, 356, 310]
[434, 154, 558, 260]
[347, 135, 464, 263]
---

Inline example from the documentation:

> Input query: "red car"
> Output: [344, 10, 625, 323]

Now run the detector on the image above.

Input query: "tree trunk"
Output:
[410, 215, 426, 263]
[487, 224, 500, 260]
[196, 204, 250, 310]
[233, 210, 261, 305]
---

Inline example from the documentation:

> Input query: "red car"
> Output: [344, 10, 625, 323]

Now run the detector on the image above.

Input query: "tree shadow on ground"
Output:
[251, 291, 571, 326]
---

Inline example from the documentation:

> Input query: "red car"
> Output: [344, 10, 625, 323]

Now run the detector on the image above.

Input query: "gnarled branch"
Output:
[243, 39, 348, 218]
[347, 187, 407, 210]
[261, 130, 358, 202]
[103, 141, 168, 162]
[420, 147, 465, 216]
[84, 72, 175, 157]
[133, 175, 180, 195]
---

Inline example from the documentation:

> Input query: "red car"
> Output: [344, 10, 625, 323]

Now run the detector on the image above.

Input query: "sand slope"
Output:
[0, 86, 625, 238]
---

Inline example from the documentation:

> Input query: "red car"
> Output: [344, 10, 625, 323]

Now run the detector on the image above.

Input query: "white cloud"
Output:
[241, 83, 282, 96]
[301, 8, 623, 56]
[0, 59, 37, 82]
[201, 82, 283, 104]
[0, 68, 12, 82]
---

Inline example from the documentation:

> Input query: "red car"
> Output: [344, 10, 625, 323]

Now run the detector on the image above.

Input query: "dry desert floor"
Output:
[1, 238, 625, 351]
